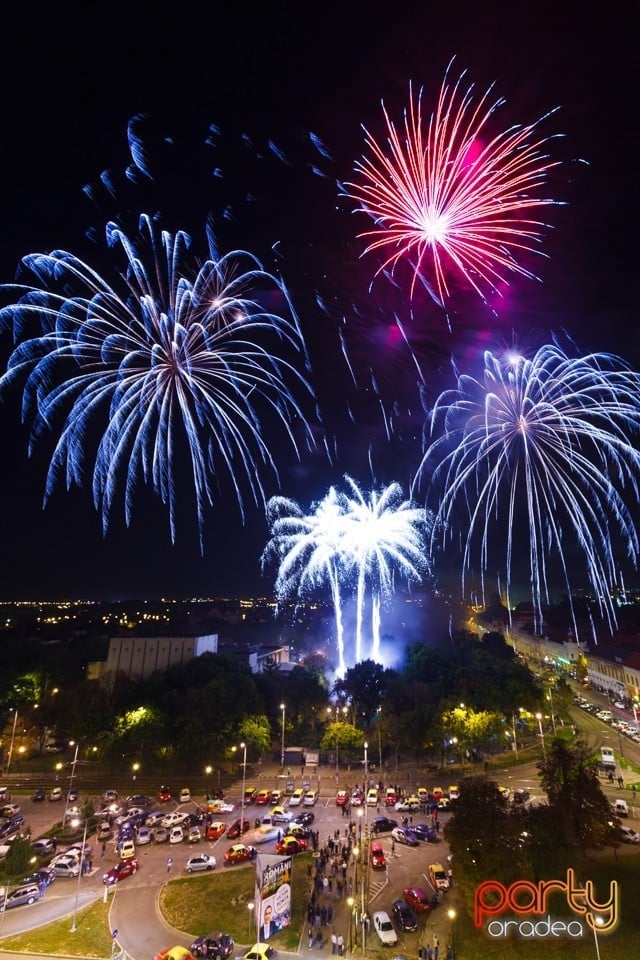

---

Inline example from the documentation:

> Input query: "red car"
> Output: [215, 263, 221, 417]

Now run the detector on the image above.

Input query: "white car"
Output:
[303, 790, 317, 806]
[289, 789, 304, 806]
[270, 806, 293, 823]
[169, 826, 185, 844]
[620, 825, 640, 843]
[51, 855, 81, 878]
[179, 788, 192, 803]
[161, 811, 189, 828]
[373, 911, 398, 946]
[186, 853, 216, 872]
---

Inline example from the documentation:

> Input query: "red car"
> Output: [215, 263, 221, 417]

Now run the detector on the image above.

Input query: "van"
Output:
[612, 799, 629, 818]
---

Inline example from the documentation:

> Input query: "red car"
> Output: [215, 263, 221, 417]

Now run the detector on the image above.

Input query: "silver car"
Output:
[1, 883, 42, 909]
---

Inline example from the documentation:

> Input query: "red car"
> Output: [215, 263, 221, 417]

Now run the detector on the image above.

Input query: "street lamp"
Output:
[347, 896, 354, 952]
[592, 915, 604, 960]
[205, 765, 213, 798]
[535, 713, 547, 761]
[280, 703, 286, 768]
[5, 709, 18, 774]
[70, 817, 89, 933]
[376, 706, 382, 769]
[447, 908, 457, 959]
[248, 900, 255, 938]
[233, 742, 247, 834]
[64, 740, 81, 825]
[363, 741, 369, 827]
[132, 762, 140, 787]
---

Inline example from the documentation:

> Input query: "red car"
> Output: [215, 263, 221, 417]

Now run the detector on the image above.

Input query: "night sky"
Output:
[0, 2, 636, 601]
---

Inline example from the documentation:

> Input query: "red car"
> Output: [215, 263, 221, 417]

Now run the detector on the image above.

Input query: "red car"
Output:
[370, 842, 386, 869]
[224, 843, 257, 865]
[335, 790, 349, 806]
[256, 789, 271, 805]
[227, 818, 250, 840]
[102, 857, 140, 885]
[157, 786, 172, 803]
[205, 821, 227, 841]
[276, 836, 308, 855]
[402, 886, 432, 913]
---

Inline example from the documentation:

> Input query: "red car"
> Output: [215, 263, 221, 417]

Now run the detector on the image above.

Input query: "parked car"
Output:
[51, 856, 81, 878]
[288, 789, 304, 807]
[370, 842, 386, 869]
[256, 789, 271, 805]
[67, 788, 79, 802]
[395, 796, 420, 811]
[190, 933, 234, 960]
[513, 789, 530, 804]
[186, 853, 216, 873]
[97, 822, 113, 842]
[102, 857, 140, 885]
[303, 790, 318, 806]
[371, 816, 398, 835]
[101, 789, 118, 804]
[335, 790, 349, 807]
[391, 826, 419, 847]
[294, 810, 315, 826]
[385, 788, 397, 806]
[227, 818, 251, 839]
[154, 947, 197, 960]
[188, 826, 201, 844]
[403, 886, 433, 913]
[366, 788, 379, 806]
[136, 826, 152, 845]
[373, 910, 398, 946]
[428, 863, 450, 891]
[240, 944, 278, 960]
[169, 826, 185, 844]
[412, 823, 438, 842]
[179, 788, 192, 804]
[32, 788, 46, 802]
[0, 883, 42, 910]
[157, 786, 172, 803]
[270, 790, 282, 805]
[22, 866, 55, 887]
[117, 838, 136, 859]
[620, 825, 640, 844]
[243, 787, 258, 804]
[205, 799, 234, 814]
[205, 821, 227, 841]
[49, 787, 63, 802]
[224, 843, 257, 865]
[162, 811, 189, 829]
[154, 827, 169, 843]
[393, 899, 418, 932]
[31, 837, 57, 857]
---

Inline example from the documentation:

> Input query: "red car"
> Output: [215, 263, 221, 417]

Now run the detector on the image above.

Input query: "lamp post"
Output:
[248, 900, 255, 939]
[236, 742, 247, 834]
[205, 765, 213, 798]
[132, 762, 140, 787]
[376, 706, 382, 769]
[280, 703, 286, 768]
[347, 896, 354, 952]
[363, 741, 369, 827]
[447, 908, 457, 959]
[511, 714, 519, 755]
[535, 713, 546, 761]
[592, 915, 604, 960]
[5, 709, 18, 774]
[70, 817, 89, 932]
[64, 740, 81, 825]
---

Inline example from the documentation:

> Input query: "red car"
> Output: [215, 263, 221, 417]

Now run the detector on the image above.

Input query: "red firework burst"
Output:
[346, 61, 563, 307]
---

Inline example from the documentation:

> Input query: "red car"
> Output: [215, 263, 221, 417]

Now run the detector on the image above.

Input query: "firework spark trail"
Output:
[0, 214, 316, 549]
[263, 477, 430, 670]
[263, 490, 349, 675]
[417, 343, 640, 635]
[346, 60, 563, 307]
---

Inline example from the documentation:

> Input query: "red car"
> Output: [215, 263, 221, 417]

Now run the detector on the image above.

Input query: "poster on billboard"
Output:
[255, 853, 293, 940]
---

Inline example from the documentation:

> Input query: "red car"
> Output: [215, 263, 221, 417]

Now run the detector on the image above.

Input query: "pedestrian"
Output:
[39, 880, 47, 899]
[327, 904, 333, 924]
[51, 836, 57, 852]
[167, 856, 173, 873]
[447, 867, 453, 887]
[426, 947, 433, 960]
[434, 946, 439, 960]
[446, 946, 453, 960]
[101, 841, 107, 858]
[391, 838, 396, 856]
[618, 775, 624, 789]
[331, 932, 337, 954]
[316, 929, 324, 950]
[309, 928, 314, 949]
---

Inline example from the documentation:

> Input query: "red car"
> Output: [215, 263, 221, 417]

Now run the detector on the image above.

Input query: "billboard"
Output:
[255, 853, 293, 940]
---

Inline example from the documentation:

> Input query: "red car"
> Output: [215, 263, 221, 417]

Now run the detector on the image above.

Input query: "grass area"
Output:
[0, 897, 113, 957]
[159, 853, 314, 951]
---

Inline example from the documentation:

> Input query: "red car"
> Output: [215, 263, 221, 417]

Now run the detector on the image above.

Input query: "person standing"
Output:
[331, 932, 337, 954]
[166, 856, 173, 873]
[337, 934, 344, 956]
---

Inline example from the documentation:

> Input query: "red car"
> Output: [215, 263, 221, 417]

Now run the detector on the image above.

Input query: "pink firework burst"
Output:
[346, 62, 563, 307]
